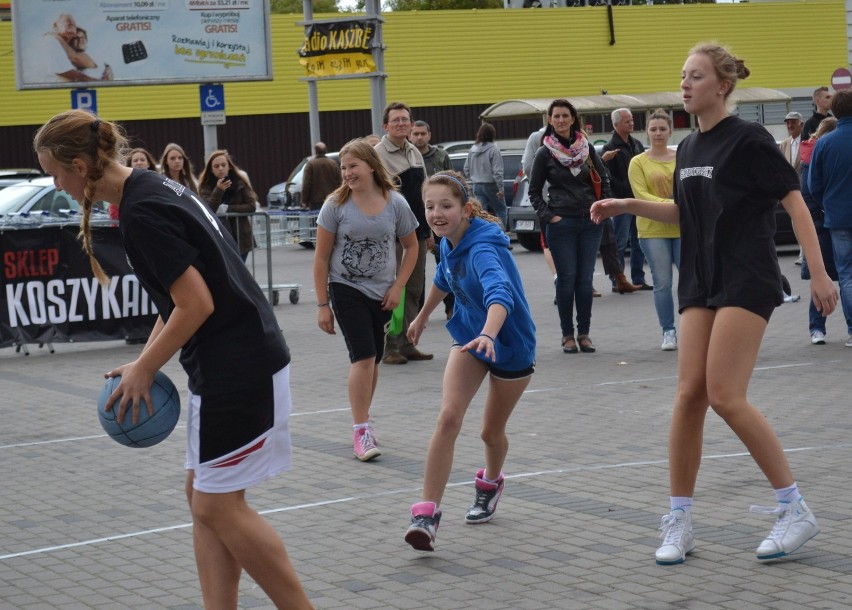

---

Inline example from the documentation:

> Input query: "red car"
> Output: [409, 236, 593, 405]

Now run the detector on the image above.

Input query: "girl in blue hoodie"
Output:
[404, 171, 536, 552]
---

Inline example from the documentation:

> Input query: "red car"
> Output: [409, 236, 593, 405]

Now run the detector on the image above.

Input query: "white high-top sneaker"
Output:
[750, 497, 819, 560]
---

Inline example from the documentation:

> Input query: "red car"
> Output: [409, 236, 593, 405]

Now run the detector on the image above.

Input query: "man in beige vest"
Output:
[780, 111, 804, 176]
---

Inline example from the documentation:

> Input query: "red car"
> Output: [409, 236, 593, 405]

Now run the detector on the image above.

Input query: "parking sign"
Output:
[71, 89, 98, 115]
[200, 84, 225, 113]
[200, 84, 226, 126]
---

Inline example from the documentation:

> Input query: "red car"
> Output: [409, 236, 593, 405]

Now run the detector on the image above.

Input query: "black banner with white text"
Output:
[1, 224, 157, 348]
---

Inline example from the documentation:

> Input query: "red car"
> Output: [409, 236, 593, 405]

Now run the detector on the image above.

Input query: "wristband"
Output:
[479, 333, 495, 342]
[317, 302, 329, 308]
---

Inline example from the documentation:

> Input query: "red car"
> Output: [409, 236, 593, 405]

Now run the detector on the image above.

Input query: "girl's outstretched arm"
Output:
[591, 197, 680, 226]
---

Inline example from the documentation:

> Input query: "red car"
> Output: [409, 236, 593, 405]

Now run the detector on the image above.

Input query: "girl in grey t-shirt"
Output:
[313, 139, 419, 462]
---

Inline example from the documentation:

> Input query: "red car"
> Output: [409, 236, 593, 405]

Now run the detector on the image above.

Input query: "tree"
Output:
[384, 0, 503, 9]
[269, 0, 342, 13]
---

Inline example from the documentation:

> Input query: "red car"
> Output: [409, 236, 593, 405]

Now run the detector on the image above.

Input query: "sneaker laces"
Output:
[359, 428, 376, 451]
[471, 484, 498, 511]
[660, 513, 687, 546]
[750, 504, 791, 541]
[411, 514, 435, 532]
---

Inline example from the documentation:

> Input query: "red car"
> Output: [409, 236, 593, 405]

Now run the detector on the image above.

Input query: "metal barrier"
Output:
[220, 209, 318, 306]
[251, 208, 318, 249]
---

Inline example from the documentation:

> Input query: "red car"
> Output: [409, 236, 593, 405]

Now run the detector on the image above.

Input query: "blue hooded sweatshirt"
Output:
[434, 217, 536, 372]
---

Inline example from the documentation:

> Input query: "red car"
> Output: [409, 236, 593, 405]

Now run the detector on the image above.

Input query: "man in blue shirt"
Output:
[808, 89, 852, 347]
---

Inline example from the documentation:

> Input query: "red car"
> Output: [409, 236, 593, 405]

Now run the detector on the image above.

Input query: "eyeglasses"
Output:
[388, 118, 411, 125]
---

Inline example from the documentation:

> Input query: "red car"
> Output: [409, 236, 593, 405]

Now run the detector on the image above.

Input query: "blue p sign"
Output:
[71, 89, 98, 115]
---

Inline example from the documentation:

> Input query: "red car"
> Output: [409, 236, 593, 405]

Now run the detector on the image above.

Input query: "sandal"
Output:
[577, 335, 596, 353]
[562, 336, 578, 354]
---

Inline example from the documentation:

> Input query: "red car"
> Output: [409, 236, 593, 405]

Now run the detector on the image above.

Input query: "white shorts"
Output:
[185, 366, 292, 493]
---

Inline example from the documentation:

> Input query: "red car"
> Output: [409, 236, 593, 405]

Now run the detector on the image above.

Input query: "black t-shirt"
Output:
[119, 169, 289, 394]
[675, 116, 800, 310]
[802, 111, 830, 142]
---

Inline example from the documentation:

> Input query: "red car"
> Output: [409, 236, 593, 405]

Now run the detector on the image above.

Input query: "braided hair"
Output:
[33, 110, 128, 284]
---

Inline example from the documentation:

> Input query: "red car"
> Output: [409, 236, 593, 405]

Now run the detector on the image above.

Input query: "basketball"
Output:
[97, 371, 181, 448]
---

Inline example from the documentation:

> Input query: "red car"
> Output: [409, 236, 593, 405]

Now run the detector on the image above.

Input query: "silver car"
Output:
[0, 177, 108, 225]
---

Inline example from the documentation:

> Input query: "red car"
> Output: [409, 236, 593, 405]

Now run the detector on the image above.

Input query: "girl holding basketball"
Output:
[591, 44, 837, 565]
[34, 110, 313, 609]
[403, 171, 535, 552]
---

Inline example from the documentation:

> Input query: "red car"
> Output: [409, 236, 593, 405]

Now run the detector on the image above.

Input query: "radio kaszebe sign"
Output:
[12, 0, 272, 90]
[298, 20, 377, 78]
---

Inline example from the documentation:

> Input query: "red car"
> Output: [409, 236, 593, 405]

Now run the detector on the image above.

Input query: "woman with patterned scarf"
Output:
[528, 98, 611, 354]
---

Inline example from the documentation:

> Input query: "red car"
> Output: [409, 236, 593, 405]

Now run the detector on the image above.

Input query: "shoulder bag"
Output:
[587, 155, 602, 200]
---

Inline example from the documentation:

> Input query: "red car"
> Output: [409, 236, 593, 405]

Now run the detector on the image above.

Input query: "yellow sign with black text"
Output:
[298, 19, 376, 77]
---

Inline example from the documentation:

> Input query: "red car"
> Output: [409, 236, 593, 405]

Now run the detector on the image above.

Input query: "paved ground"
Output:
[2, 241, 851, 610]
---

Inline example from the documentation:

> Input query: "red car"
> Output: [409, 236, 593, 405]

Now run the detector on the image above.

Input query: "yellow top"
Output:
[628, 153, 680, 239]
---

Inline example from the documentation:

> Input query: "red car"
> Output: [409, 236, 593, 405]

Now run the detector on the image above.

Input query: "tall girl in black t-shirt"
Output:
[34, 110, 313, 609]
[591, 44, 838, 565]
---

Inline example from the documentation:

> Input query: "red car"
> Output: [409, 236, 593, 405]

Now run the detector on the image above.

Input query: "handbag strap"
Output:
[586, 154, 600, 181]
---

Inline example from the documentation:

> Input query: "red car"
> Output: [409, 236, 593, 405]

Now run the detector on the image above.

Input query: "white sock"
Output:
[352, 423, 370, 431]
[774, 483, 799, 504]
[670, 497, 693, 512]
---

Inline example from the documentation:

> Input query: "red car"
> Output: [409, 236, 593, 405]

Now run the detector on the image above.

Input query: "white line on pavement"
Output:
[3, 442, 851, 562]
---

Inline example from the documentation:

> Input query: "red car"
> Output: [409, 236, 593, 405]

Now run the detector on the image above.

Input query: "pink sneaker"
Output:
[465, 468, 504, 524]
[405, 501, 442, 551]
[353, 427, 381, 462]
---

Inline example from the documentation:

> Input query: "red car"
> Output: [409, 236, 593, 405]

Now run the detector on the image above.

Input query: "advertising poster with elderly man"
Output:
[13, 0, 272, 89]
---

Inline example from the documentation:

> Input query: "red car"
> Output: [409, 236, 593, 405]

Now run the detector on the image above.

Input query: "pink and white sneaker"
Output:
[353, 427, 381, 462]
[465, 468, 504, 524]
[405, 501, 442, 551]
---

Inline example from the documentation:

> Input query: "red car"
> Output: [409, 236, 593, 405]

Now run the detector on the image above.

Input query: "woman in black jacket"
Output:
[529, 98, 611, 353]
[199, 150, 258, 261]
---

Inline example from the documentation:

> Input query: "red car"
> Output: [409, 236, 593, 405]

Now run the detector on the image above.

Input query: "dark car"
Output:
[267, 152, 340, 209]
[505, 145, 609, 252]
[774, 205, 796, 246]
[510, 175, 800, 252]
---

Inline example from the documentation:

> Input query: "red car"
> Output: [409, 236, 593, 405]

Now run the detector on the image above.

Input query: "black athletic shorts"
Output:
[329, 282, 392, 363]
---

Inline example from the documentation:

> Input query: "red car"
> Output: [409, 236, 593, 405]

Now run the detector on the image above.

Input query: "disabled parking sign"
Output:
[200, 84, 225, 125]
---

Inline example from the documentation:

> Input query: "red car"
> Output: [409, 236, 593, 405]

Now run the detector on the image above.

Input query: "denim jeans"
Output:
[546, 216, 603, 337]
[474, 182, 507, 229]
[829, 228, 852, 335]
[639, 237, 681, 333]
[807, 227, 839, 334]
[613, 214, 647, 285]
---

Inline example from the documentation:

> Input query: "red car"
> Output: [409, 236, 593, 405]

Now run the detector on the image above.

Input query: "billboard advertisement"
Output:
[12, 0, 272, 90]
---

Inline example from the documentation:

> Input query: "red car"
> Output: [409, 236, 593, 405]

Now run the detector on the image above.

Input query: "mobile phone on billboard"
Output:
[122, 41, 148, 63]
